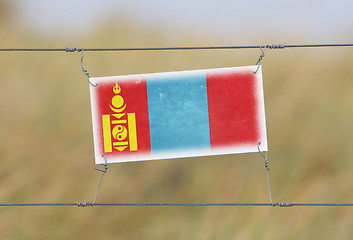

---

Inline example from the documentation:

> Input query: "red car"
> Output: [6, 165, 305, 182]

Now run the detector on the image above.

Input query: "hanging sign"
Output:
[90, 66, 267, 164]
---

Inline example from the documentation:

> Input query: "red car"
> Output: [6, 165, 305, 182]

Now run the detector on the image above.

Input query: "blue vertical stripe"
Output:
[146, 71, 211, 153]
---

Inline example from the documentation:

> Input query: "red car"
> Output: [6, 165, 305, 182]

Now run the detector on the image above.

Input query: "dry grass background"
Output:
[1, 8, 353, 240]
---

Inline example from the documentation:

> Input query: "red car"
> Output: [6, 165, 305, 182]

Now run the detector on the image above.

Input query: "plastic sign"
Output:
[90, 66, 267, 164]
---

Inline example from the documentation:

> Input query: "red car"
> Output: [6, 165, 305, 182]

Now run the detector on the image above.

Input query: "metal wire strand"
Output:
[1, 43, 353, 52]
[80, 49, 98, 87]
[1, 202, 353, 207]
[253, 45, 267, 74]
[92, 155, 109, 206]
[257, 142, 274, 206]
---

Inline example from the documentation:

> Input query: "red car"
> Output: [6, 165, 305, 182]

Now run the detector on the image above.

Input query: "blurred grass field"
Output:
[1, 9, 353, 240]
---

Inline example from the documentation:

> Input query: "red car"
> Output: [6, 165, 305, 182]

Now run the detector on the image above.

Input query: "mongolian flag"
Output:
[90, 66, 267, 164]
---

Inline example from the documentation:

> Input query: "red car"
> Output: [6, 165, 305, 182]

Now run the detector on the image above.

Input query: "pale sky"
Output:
[10, 0, 353, 43]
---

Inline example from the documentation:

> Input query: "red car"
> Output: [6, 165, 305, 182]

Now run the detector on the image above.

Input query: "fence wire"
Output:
[0, 43, 352, 52]
[1, 202, 353, 207]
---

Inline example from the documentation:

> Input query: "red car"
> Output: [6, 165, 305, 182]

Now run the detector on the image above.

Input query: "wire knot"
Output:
[76, 202, 92, 207]
[274, 202, 293, 207]
[257, 142, 270, 170]
[264, 159, 270, 169]
[95, 155, 108, 173]
[266, 44, 286, 49]
[65, 47, 82, 52]
[253, 46, 267, 74]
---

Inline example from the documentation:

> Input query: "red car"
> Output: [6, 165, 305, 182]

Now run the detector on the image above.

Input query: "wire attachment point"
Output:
[95, 154, 108, 173]
[253, 46, 267, 74]
[252, 43, 285, 74]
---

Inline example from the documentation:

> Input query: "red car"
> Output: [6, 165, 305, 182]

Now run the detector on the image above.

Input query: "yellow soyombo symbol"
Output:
[110, 95, 126, 113]
[102, 83, 138, 153]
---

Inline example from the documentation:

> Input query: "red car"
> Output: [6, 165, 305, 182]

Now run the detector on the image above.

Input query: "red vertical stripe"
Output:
[206, 69, 259, 148]
[95, 78, 151, 158]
